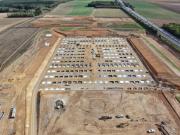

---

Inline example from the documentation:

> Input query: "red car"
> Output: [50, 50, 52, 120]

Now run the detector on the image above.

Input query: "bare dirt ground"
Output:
[54, 28, 116, 37]
[163, 91, 180, 118]
[32, 16, 95, 31]
[129, 37, 180, 88]
[32, 16, 142, 39]
[0, 20, 39, 71]
[32, 16, 135, 31]
[0, 13, 29, 32]
[0, 87, 16, 135]
[38, 91, 180, 135]
[141, 35, 180, 76]
[0, 8, 179, 135]
[0, 29, 60, 135]
[0, 13, 7, 19]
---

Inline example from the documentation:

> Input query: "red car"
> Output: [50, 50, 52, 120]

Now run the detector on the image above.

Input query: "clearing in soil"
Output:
[38, 91, 180, 135]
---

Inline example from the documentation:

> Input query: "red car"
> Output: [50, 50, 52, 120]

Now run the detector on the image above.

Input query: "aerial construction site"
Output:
[0, 0, 180, 135]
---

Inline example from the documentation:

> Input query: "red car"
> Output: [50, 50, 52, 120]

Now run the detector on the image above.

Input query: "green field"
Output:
[93, 8, 128, 18]
[2, 0, 63, 2]
[49, 0, 93, 16]
[67, 0, 93, 16]
[0, 0, 73, 15]
[176, 94, 180, 103]
[126, 0, 180, 20]
[59, 26, 83, 31]
[67, 0, 113, 16]
[49, 0, 125, 17]
[106, 22, 144, 31]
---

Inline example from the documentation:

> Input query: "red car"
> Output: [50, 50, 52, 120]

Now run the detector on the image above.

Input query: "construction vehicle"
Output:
[147, 129, 156, 133]
[98, 116, 112, 121]
[115, 114, 124, 118]
[116, 123, 129, 128]
[9, 107, 16, 119]
[0, 112, 4, 120]
[55, 99, 65, 110]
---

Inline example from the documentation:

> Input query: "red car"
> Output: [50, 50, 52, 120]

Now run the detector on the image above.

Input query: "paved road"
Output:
[115, 0, 180, 50]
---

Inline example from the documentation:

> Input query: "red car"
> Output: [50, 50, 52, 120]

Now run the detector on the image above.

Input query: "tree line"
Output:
[162, 23, 180, 38]
[7, 7, 42, 17]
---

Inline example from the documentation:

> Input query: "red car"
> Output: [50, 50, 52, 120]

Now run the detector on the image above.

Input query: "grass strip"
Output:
[67, 0, 93, 16]
[143, 38, 180, 71]
[59, 26, 82, 31]
[175, 94, 180, 103]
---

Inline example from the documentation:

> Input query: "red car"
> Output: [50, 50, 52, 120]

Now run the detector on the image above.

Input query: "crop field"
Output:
[93, 8, 128, 18]
[0, 16, 28, 32]
[49, 0, 94, 16]
[0, 89, 16, 135]
[48, 1, 74, 15]
[48, 0, 93, 16]
[67, 0, 93, 16]
[110, 23, 143, 30]
[49, 0, 120, 16]
[0, 22, 38, 71]
[126, 0, 180, 20]
[59, 26, 83, 31]
[100, 22, 144, 31]
[134, 0, 180, 13]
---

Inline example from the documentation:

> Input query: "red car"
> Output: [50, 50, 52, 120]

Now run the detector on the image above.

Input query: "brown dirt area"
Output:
[38, 91, 180, 135]
[54, 28, 140, 39]
[0, 29, 60, 135]
[141, 35, 180, 76]
[54, 28, 117, 37]
[163, 91, 180, 118]
[0, 20, 39, 71]
[31, 16, 136, 34]
[32, 16, 94, 28]
[0, 11, 179, 135]
[128, 37, 180, 89]
[0, 14, 29, 32]
[0, 87, 16, 135]
[37, 16, 139, 37]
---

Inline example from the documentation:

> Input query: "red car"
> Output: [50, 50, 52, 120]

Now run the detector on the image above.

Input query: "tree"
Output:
[34, 7, 42, 16]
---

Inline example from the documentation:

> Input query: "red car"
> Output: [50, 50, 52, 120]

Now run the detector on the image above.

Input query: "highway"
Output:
[115, 0, 180, 50]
